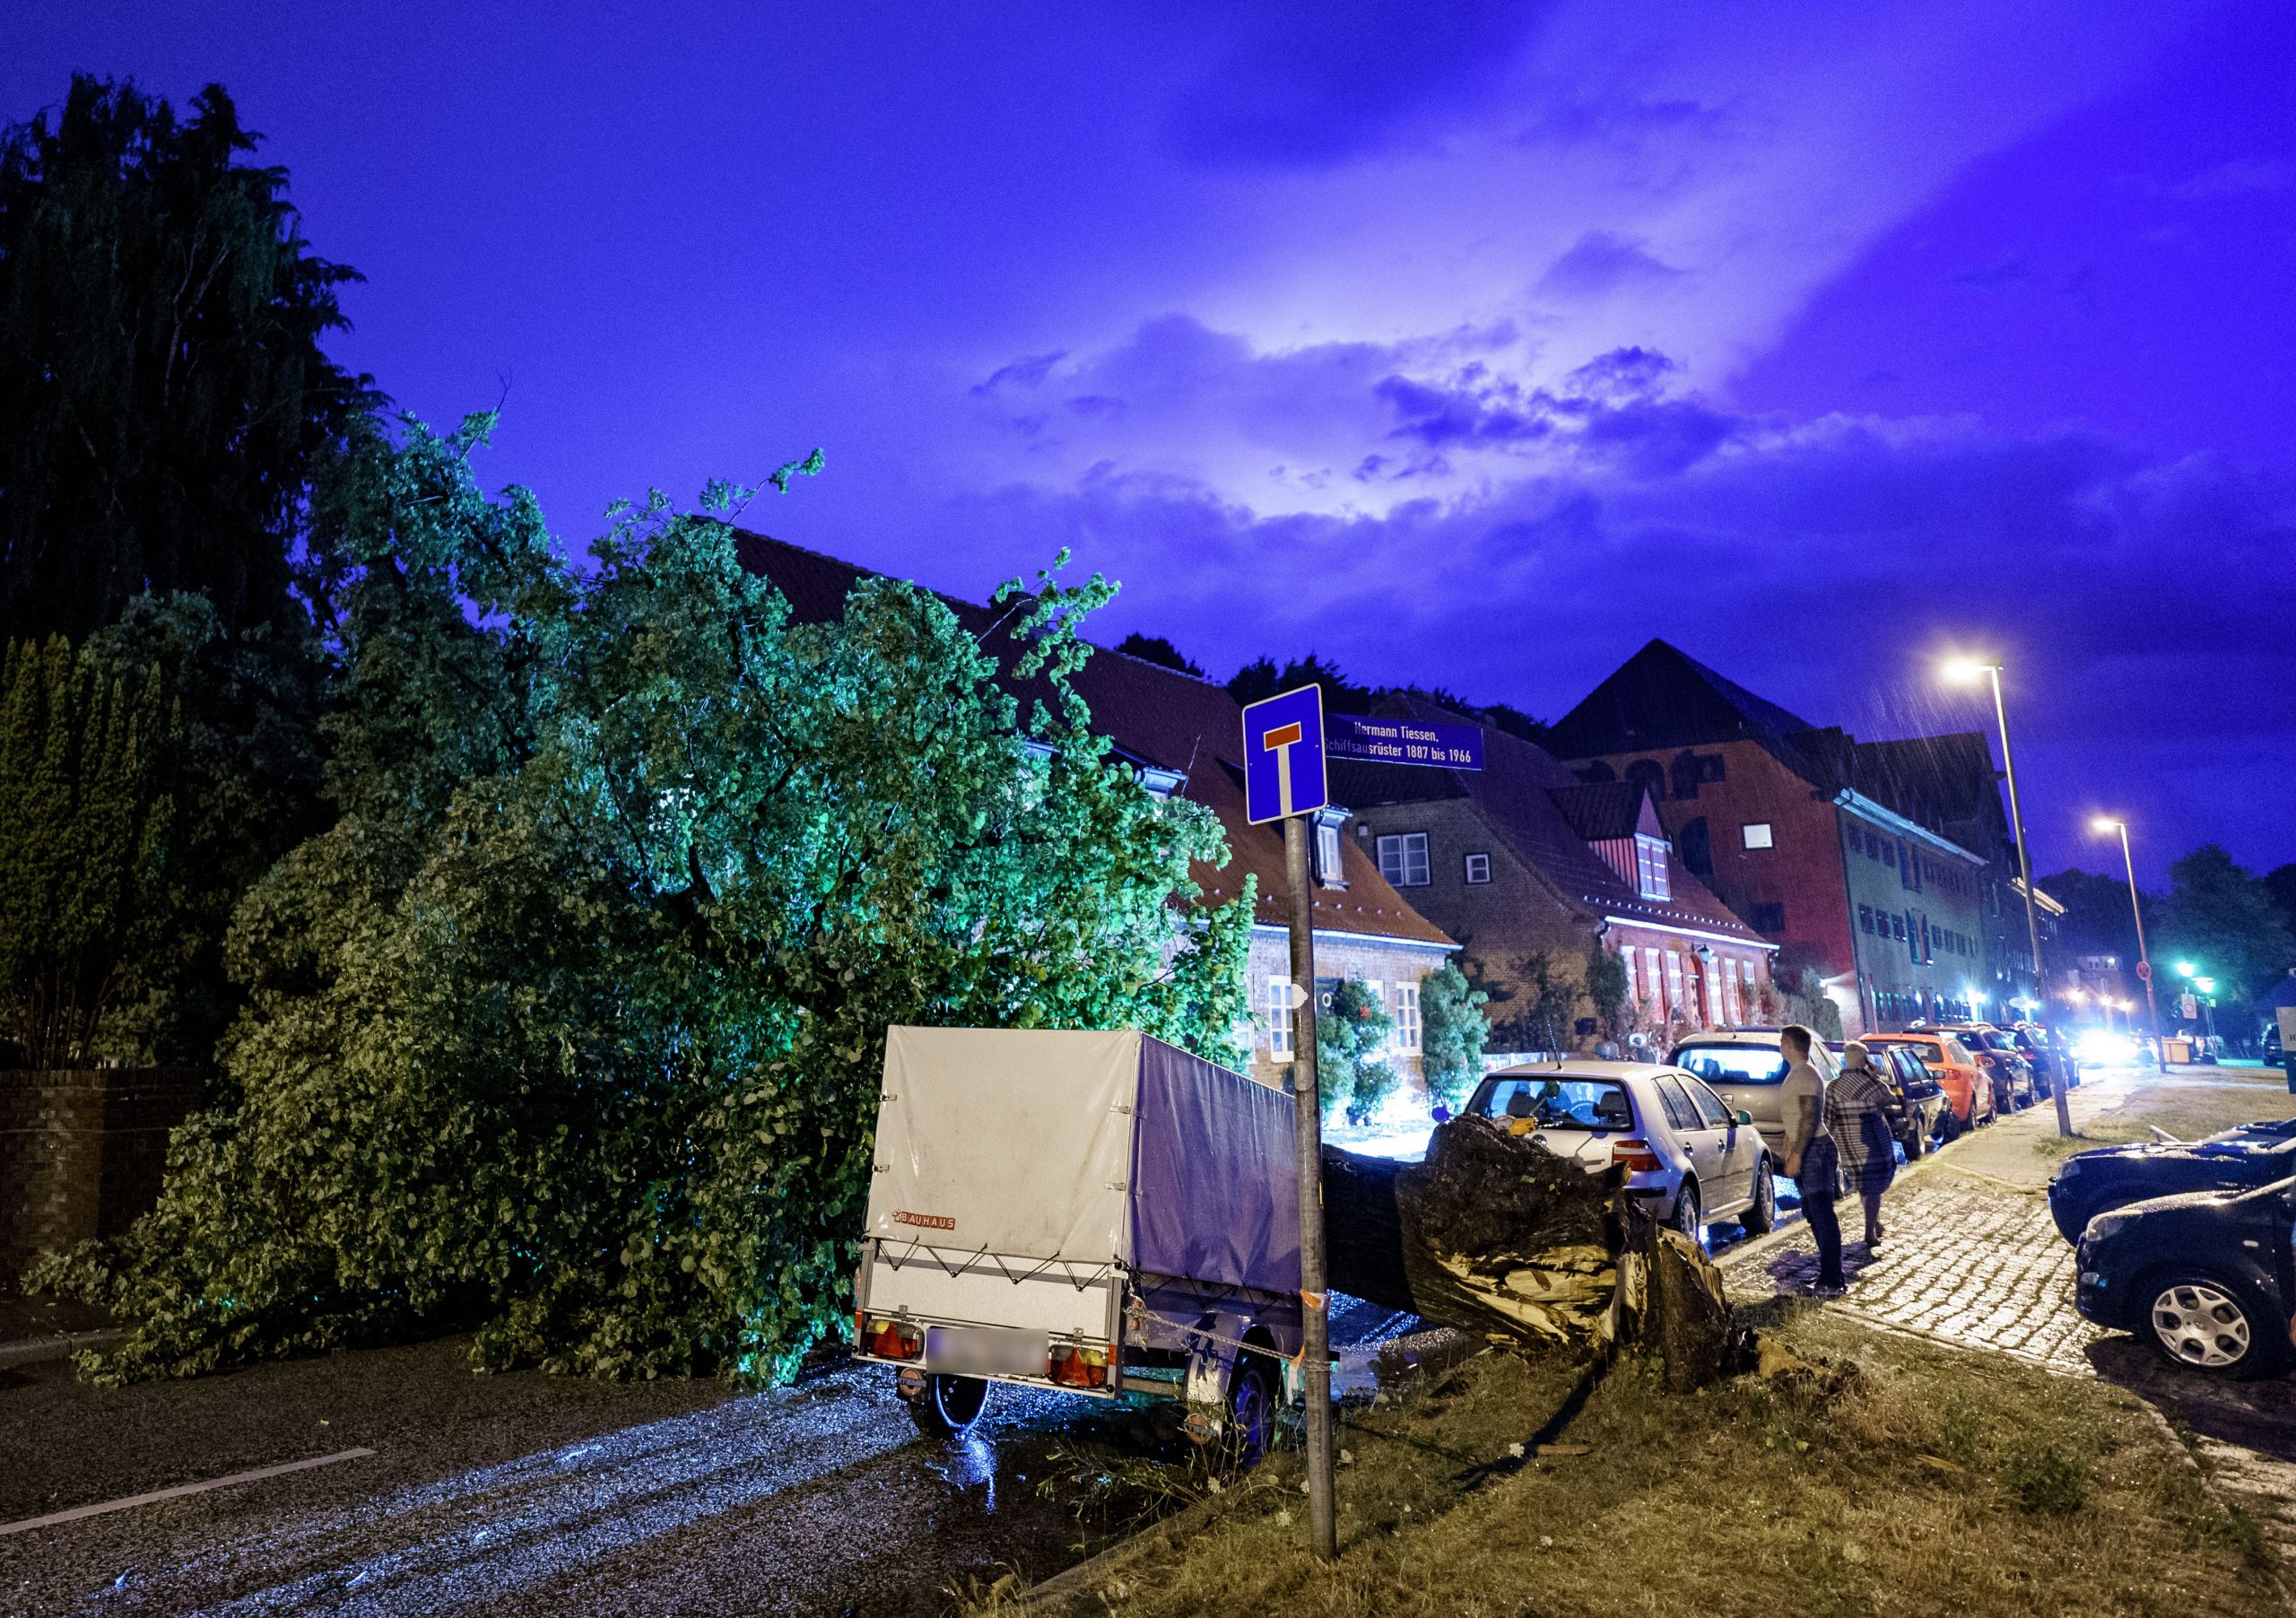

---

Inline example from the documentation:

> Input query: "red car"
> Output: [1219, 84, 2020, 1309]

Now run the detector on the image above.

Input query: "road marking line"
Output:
[0, 1448, 376, 1536]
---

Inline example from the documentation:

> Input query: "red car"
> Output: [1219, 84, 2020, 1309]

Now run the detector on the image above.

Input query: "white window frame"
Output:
[1315, 821, 1344, 884]
[1392, 981, 1422, 1053]
[1377, 831, 1431, 887]
[1464, 851, 1491, 884]
[1634, 834, 1671, 901]
[1620, 944, 1639, 1003]
[1664, 952, 1683, 1013]
[1267, 979, 1293, 1057]
[1742, 822, 1774, 850]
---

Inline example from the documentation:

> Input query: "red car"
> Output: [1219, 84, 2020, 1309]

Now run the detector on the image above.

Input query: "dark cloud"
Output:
[940, 412, 2296, 879]
[1163, 0, 1551, 169]
[972, 352, 1066, 395]
[1534, 230, 1682, 299]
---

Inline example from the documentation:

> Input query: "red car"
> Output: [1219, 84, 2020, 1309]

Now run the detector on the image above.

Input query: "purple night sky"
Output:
[8, 2, 2291, 883]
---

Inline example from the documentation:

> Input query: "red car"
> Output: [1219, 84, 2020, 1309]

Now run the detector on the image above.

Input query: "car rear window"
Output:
[1674, 1045, 1789, 1085]
[1474, 1077, 1636, 1132]
[1889, 1040, 1944, 1064]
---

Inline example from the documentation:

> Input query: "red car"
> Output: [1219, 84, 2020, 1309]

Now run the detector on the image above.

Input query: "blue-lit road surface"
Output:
[0, 1302, 1421, 1614]
[1240, 683, 1326, 825]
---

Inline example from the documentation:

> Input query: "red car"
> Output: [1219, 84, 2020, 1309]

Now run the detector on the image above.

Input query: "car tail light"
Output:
[1048, 1344, 1109, 1388]
[1612, 1138, 1663, 1173]
[862, 1316, 924, 1361]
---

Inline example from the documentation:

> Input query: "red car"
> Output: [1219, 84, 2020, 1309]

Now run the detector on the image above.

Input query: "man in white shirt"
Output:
[1779, 1024, 1846, 1294]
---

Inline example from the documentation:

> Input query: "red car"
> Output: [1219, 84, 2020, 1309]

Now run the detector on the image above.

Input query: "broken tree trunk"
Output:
[1325, 1118, 1619, 1354]
[1324, 1117, 1753, 1383]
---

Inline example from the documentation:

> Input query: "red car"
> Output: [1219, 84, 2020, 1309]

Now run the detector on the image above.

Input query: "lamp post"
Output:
[1944, 657, 2071, 1136]
[2091, 817, 2165, 1073]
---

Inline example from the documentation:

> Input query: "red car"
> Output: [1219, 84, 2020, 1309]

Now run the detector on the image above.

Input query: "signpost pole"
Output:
[1283, 813, 1337, 1561]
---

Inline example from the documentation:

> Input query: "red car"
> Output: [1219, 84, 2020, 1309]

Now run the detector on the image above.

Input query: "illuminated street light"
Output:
[2091, 816, 2166, 1074]
[2176, 961, 2196, 979]
[2196, 977, 2215, 995]
[1943, 656, 2069, 1133]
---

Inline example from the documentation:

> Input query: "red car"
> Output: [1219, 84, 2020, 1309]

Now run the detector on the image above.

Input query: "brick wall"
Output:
[0, 1067, 204, 1283]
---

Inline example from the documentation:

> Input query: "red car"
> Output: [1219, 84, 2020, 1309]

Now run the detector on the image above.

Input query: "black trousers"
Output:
[1796, 1136, 1846, 1288]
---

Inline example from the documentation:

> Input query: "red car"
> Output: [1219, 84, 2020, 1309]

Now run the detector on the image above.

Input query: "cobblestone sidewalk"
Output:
[1725, 1176, 2101, 1372]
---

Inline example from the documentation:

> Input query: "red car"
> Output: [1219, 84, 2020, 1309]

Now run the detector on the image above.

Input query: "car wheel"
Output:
[1900, 1125, 1926, 1162]
[2144, 1275, 2280, 1379]
[1741, 1159, 1777, 1234]
[1671, 1180, 1702, 1242]
[1226, 1353, 1279, 1467]
[907, 1372, 990, 1437]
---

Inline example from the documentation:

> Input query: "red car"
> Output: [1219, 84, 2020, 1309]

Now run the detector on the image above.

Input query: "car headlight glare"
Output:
[2085, 1213, 2133, 1242]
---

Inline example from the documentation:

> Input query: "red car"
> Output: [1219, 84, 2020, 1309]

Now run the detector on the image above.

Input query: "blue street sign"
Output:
[1241, 684, 1327, 824]
[1326, 713, 1484, 771]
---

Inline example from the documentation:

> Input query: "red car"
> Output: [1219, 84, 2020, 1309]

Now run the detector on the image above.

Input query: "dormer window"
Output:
[1135, 765, 1187, 801]
[1312, 805, 1350, 888]
[1634, 834, 1671, 900]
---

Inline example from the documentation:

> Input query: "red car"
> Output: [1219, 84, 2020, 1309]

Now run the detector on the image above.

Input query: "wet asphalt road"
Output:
[1, 1300, 1416, 1617]
[0, 1338, 1108, 1616]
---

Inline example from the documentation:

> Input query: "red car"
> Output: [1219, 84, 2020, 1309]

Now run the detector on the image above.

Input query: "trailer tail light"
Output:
[1612, 1138, 1663, 1173]
[862, 1316, 924, 1361]
[1048, 1344, 1109, 1388]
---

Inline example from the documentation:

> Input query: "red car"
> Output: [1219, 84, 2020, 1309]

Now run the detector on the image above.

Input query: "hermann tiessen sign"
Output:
[1326, 714, 1483, 770]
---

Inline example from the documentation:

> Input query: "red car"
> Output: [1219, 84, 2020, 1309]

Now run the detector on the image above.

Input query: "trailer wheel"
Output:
[1225, 1354, 1278, 1469]
[907, 1372, 990, 1438]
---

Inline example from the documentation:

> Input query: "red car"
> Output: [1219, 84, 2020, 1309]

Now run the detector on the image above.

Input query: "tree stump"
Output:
[1323, 1118, 1753, 1382]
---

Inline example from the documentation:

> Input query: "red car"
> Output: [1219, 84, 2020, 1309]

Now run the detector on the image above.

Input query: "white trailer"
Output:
[853, 1026, 1303, 1452]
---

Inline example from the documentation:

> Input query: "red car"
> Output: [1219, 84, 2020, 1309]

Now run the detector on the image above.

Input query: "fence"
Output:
[0, 1067, 204, 1284]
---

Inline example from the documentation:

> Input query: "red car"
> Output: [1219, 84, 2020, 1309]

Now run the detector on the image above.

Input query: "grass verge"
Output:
[1003, 1307, 2277, 1617]
[2031, 1079, 2296, 1164]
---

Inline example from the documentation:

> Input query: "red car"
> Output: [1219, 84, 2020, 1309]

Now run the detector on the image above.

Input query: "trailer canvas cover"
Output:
[869, 1028, 1300, 1295]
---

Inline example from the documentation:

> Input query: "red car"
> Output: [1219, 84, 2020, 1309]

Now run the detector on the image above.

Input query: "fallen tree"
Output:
[1325, 1117, 1751, 1387]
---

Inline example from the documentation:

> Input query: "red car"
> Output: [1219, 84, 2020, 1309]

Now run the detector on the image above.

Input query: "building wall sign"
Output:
[1327, 713, 1483, 770]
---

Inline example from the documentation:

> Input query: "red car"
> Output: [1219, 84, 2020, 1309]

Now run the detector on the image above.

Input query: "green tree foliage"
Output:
[52, 414, 1252, 1386]
[2156, 844, 2294, 1006]
[1316, 979, 1396, 1125]
[79, 594, 326, 1063]
[1492, 950, 1578, 1055]
[1584, 945, 1629, 1038]
[0, 636, 178, 1066]
[1779, 965, 1844, 1043]
[0, 75, 375, 641]
[1416, 962, 1489, 1109]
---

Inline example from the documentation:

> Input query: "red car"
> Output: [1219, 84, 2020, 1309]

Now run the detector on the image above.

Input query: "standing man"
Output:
[1779, 1024, 1846, 1295]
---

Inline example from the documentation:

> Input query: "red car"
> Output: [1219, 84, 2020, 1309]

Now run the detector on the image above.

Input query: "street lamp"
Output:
[2091, 816, 2166, 1074]
[1944, 657, 2071, 1135]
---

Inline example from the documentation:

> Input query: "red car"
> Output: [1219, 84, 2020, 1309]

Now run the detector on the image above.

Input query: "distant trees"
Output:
[1114, 633, 1205, 678]
[0, 74, 375, 642]
[0, 637, 178, 1066]
[2155, 845, 2294, 1011]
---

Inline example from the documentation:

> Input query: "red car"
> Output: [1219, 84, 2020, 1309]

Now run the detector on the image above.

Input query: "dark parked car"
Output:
[1928, 1023, 2035, 1110]
[2009, 1022, 2076, 1095]
[2074, 1175, 2296, 1378]
[2049, 1118, 2296, 1242]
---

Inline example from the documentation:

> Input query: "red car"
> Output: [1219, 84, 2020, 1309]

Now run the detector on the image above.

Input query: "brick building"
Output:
[1335, 693, 1774, 1056]
[729, 531, 1458, 1088]
[1548, 639, 2005, 1037]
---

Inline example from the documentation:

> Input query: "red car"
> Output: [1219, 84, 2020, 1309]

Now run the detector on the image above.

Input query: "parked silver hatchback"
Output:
[1460, 1061, 1779, 1240]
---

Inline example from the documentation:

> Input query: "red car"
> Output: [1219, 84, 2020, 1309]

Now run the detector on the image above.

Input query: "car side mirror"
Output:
[1735, 1110, 1753, 1127]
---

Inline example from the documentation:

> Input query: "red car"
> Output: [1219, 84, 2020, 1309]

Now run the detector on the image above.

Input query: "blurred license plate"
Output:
[926, 1325, 1048, 1378]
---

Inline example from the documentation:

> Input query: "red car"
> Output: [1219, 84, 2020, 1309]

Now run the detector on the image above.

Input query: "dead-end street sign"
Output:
[1242, 684, 1327, 825]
